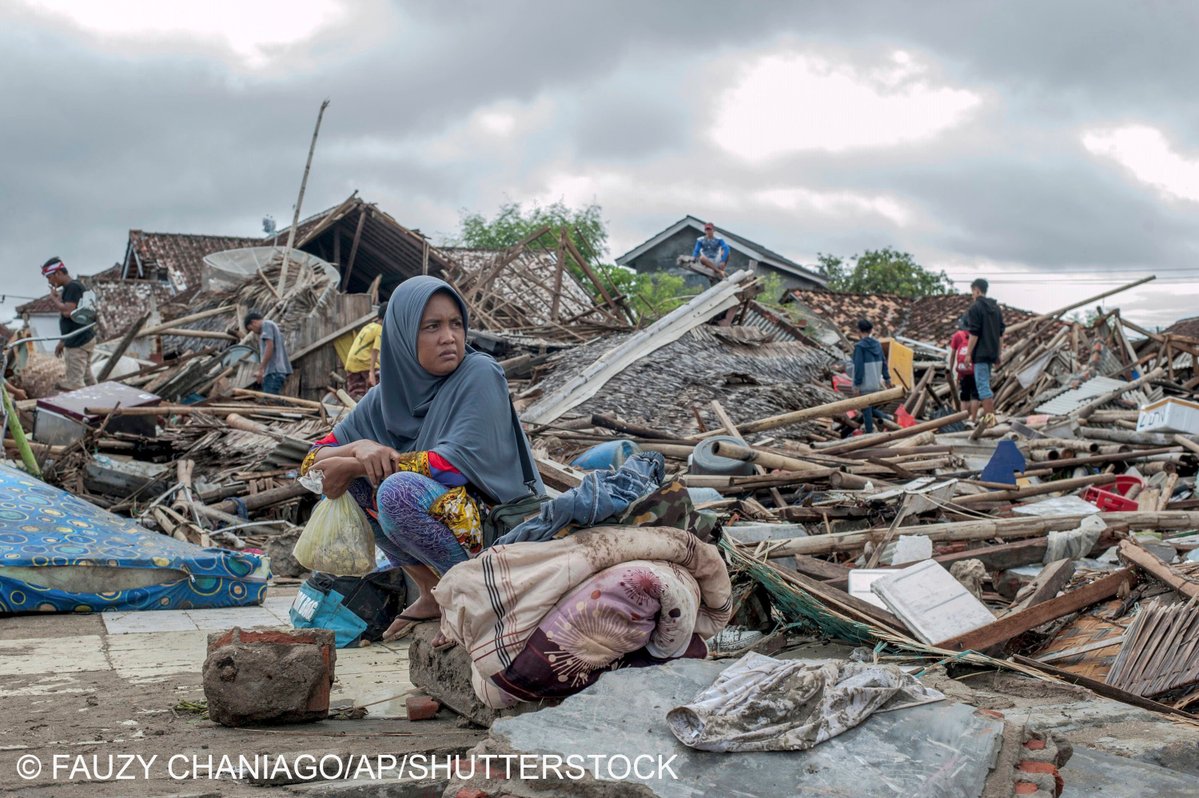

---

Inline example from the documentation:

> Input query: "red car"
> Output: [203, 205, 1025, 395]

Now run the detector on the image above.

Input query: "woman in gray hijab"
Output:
[301, 276, 543, 640]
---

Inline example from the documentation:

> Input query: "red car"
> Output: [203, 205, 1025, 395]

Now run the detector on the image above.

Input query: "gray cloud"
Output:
[3, 0, 1199, 328]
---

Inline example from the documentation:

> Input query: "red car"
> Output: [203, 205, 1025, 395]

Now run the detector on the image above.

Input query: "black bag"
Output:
[480, 402, 547, 548]
[302, 570, 407, 643]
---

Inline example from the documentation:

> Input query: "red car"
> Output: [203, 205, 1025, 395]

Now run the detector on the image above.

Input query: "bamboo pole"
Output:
[84, 404, 313, 417]
[278, 99, 330, 295]
[955, 473, 1117, 505]
[817, 411, 969, 454]
[755, 511, 1199, 557]
[692, 386, 905, 440]
[708, 441, 835, 477]
[2, 382, 40, 477]
[1007, 276, 1156, 334]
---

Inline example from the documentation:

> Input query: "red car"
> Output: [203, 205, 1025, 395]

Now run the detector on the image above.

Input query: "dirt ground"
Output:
[0, 596, 486, 798]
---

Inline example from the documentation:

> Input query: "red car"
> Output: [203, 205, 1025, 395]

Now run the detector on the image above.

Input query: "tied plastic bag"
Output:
[292, 493, 376, 576]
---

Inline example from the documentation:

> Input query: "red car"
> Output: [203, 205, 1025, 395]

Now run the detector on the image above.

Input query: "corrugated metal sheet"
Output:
[1035, 376, 1133, 415]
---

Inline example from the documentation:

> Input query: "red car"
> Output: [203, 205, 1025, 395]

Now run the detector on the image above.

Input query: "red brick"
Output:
[1019, 761, 1057, 775]
[976, 708, 1005, 720]
[454, 790, 490, 798]
[1024, 738, 1047, 750]
[405, 695, 441, 721]
[1015, 782, 1041, 795]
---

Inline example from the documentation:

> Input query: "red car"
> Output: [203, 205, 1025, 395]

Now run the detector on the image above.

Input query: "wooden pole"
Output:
[709, 441, 835, 477]
[1007, 276, 1156, 334]
[818, 411, 969, 455]
[756, 510, 1199, 557]
[96, 312, 151, 382]
[692, 385, 905, 440]
[341, 205, 368, 290]
[278, 99, 331, 295]
[955, 472, 1117, 505]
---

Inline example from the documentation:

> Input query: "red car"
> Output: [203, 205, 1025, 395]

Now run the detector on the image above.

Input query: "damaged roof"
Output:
[122, 230, 263, 299]
[785, 289, 1041, 344]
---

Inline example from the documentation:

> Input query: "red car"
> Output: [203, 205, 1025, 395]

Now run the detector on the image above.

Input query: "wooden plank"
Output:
[789, 554, 853, 582]
[1118, 539, 1199, 600]
[693, 386, 906, 439]
[1007, 558, 1075, 614]
[288, 311, 375, 362]
[935, 569, 1136, 652]
[1013, 655, 1199, 722]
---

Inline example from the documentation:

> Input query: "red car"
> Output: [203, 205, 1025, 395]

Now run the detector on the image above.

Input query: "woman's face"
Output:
[416, 291, 466, 376]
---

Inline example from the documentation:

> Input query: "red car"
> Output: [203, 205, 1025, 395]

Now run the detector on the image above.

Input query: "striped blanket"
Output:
[433, 525, 732, 708]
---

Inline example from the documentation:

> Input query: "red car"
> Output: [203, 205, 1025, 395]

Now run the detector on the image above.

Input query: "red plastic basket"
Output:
[1083, 476, 1143, 512]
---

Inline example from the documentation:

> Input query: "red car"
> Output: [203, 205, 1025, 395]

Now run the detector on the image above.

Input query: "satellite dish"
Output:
[262, 215, 276, 236]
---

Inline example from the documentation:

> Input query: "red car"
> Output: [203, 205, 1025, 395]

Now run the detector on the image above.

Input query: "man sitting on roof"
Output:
[692, 222, 730, 277]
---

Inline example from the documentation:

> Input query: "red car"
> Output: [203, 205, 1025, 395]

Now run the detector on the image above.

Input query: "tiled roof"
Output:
[785, 289, 1040, 345]
[1163, 316, 1199, 340]
[125, 230, 263, 299]
[15, 295, 58, 315]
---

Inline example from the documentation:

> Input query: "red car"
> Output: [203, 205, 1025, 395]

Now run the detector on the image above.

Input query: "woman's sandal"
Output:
[381, 613, 438, 642]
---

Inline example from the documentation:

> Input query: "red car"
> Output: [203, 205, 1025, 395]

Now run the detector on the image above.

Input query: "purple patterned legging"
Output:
[373, 471, 469, 576]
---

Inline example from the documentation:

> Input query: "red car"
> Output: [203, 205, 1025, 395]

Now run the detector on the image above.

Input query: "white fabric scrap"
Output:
[1044, 514, 1106, 563]
[666, 652, 944, 752]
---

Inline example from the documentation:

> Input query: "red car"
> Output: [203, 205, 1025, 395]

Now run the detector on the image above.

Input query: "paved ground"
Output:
[0, 588, 485, 798]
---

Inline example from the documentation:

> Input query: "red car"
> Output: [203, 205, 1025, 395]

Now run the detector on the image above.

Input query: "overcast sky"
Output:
[3, 0, 1198, 330]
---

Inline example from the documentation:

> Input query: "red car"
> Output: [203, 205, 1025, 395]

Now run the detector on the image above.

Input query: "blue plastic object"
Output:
[980, 440, 1026, 485]
[571, 439, 640, 471]
[289, 583, 367, 648]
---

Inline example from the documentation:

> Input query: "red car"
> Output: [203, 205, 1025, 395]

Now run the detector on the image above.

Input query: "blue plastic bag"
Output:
[289, 581, 367, 648]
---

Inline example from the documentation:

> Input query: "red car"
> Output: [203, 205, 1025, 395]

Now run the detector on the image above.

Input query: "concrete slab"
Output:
[102, 609, 200, 634]
[0, 635, 109, 675]
[1060, 746, 1199, 797]
[107, 630, 208, 680]
[484, 658, 1005, 798]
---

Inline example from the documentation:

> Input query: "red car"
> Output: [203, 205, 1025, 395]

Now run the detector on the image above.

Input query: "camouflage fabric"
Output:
[620, 478, 718, 543]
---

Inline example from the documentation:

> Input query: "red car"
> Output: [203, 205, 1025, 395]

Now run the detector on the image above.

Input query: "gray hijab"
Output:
[334, 276, 543, 503]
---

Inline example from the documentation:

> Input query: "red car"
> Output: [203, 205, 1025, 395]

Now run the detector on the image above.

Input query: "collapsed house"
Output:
[4, 236, 1199, 795]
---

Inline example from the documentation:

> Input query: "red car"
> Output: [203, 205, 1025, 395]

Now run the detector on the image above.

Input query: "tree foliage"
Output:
[451, 201, 697, 322]
[817, 247, 954, 298]
[454, 200, 608, 259]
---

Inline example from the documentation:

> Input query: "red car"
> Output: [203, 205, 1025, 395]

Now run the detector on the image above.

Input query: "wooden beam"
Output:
[935, 569, 1136, 652]
[289, 311, 376, 362]
[1118, 539, 1199, 600]
[693, 386, 906, 439]
[341, 206, 369, 290]
[818, 411, 969, 455]
[1006, 558, 1075, 614]
[96, 312, 151, 382]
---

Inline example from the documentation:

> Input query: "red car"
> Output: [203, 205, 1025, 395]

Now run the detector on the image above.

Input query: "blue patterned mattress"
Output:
[0, 465, 270, 613]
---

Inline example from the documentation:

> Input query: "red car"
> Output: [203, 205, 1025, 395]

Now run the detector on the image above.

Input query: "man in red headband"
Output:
[41, 257, 97, 390]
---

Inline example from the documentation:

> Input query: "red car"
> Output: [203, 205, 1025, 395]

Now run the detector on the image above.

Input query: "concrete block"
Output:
[202, 627, 335, 727]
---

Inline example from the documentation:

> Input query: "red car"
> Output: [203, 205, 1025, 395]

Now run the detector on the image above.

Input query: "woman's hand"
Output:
[320, 456, 364, 499]
[353, 440, 401, 487]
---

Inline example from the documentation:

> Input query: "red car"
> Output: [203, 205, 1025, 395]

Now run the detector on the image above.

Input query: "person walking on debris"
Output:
[692, 222, 731, 277]
[964, 278, 1005, 429]
[41, 257, 97, 391]
[300, 276, 543, 645]
[852, 318, 892, 434]
[344, 301, 385, 399]
[244, 311, 293, 395]
[948, 316, 980, 426]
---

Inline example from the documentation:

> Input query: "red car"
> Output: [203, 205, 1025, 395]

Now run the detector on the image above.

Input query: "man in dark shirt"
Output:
[964, 277, 1005, 427]
[41, 257, 97, 391]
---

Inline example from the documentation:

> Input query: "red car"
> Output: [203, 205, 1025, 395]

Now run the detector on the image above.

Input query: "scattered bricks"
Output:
[1015, 783, 1041, 796]
[202, 627, 335, 727]
[1018, 761, 1064, 797]
[406, 695, 441, 721]
[1024, 738, 1047, 751]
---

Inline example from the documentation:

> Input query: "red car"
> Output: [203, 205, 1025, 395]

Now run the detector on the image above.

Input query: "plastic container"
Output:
[1083, 475, 1143, 512]
[570, 439, 640, 471]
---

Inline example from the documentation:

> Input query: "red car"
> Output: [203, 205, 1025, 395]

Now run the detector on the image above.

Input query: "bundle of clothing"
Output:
[435, 525, 732, 709]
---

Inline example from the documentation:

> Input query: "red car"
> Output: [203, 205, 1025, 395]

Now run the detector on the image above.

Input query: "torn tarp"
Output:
[667, 652, 944, 752]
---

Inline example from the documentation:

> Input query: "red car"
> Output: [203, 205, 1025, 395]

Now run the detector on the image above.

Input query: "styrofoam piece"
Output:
[893, 535, 933, 565]
[1137, 397, 1199, 435]
[847, 569, 892, 609]
[870, 560, 996, 645]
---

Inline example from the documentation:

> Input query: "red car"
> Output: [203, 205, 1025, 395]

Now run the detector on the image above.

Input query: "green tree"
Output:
[453, 200, 607, 258]
[817, 247, 953, 298]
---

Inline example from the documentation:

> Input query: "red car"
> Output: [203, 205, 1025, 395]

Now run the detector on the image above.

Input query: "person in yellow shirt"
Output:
[345, 301, 385, 399]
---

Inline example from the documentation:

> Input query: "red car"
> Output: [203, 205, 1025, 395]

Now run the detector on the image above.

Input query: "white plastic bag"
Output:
[292, 493, 376, 576]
